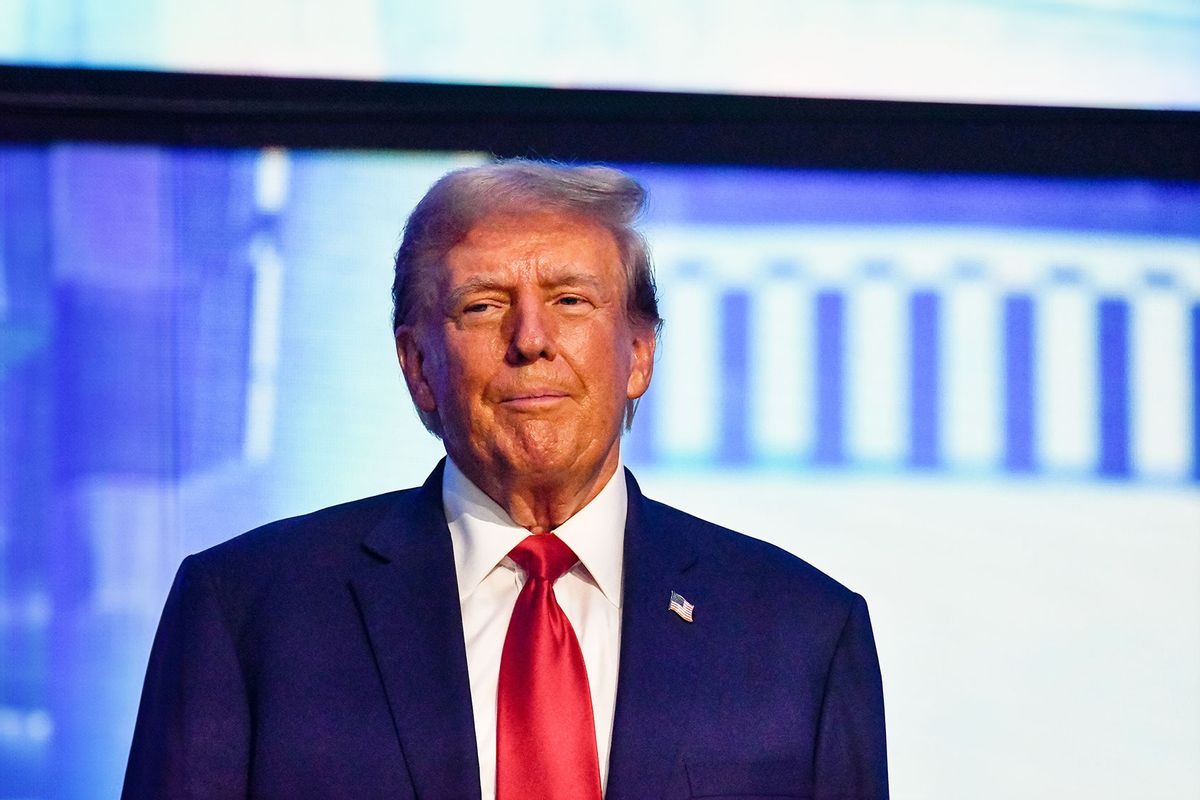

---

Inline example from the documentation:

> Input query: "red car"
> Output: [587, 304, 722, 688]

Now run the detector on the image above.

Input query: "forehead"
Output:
[442, 210, 622, 283]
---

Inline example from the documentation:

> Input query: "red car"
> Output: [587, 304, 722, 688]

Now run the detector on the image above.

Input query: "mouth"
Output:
[498, 391, 570, 410]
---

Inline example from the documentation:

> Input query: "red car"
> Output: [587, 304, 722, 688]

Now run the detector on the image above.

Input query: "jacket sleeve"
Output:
[122, 554, 251, 799]
[813, 593, 889, 800]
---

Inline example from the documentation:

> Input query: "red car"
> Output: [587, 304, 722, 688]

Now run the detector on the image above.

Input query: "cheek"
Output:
[586, 339, 636, 405]
[433, 337, 498, 405]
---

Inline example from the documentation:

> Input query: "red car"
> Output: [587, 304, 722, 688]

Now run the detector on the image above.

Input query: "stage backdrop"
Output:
[2, 0, 1199, 109]
[1, 144, 1198, 799]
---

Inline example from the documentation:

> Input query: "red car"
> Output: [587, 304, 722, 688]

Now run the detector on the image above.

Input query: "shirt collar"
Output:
[442, 456, 627, 609]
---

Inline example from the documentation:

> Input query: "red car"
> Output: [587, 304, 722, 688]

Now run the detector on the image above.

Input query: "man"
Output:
[123, 160, 888, 799]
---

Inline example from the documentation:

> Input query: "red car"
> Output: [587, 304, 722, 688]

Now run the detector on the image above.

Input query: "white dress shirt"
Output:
[442, 457, 626, 800]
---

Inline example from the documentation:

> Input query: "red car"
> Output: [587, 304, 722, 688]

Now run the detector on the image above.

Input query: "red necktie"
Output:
[496, 534, 602, 800]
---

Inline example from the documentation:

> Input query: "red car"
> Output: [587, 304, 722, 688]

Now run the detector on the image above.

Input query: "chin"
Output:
[496, 428, 587, 474]
[502, 444, 576, 477]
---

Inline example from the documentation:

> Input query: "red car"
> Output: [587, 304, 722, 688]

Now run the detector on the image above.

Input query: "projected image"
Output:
[624, 167, 1200, 485]
[1, 145, 1198, 799]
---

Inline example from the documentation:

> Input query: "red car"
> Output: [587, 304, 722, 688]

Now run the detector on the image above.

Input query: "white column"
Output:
[243, 150, 289, 464]
[750, 273, 813, 461]
[846, 274, 909, 465]
[1130, 287, 1193, 479]
[1035, 280, 1098, 473]
[656, 267, 720, 462]
[942, 277, 1003, 470]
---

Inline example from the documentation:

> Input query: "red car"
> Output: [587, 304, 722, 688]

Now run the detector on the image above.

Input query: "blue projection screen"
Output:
[1, 144, 1198, 799]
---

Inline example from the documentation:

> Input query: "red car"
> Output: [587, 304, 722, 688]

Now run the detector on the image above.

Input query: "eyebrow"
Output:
[444, 271, 613, 310]
[444, 277, 507, 311]
[545, 271, 611, 296]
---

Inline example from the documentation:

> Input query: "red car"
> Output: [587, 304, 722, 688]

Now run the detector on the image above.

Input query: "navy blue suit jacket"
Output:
[123, 464, 888, 799]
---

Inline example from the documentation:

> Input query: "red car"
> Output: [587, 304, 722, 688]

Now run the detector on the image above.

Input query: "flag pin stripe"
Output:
[668, 591, 694, 623]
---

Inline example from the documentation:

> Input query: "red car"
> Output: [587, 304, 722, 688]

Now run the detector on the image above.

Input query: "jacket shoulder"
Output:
[194, 489, 416, 568]
[166, 486, 435, 641]
[639, 494, 861, 610]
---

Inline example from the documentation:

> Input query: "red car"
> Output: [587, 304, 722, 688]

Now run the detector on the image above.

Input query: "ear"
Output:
[395, 325, 439, 414]
[625, 323, 656, 401]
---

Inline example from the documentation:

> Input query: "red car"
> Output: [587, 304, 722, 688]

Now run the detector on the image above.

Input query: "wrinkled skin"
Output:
[396, 210, 655, 532]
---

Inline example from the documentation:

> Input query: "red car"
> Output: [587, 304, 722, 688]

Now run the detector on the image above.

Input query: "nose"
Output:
[506, 295, 558, 364]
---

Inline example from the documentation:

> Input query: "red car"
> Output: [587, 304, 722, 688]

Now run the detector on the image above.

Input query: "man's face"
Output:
[397, 210, 655, 489]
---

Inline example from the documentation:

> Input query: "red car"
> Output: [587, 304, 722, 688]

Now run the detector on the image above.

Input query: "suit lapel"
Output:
[349, 463, 482, 800]
[605, 472, 703, 800]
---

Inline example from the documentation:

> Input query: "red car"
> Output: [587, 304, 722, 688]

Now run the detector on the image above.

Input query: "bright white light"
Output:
[1, 0, 1197, 109]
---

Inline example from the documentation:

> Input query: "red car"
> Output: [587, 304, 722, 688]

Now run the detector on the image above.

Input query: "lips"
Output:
[497, 389, 570, 409]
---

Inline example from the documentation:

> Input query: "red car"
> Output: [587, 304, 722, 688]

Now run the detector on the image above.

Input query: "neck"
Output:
[457, 447, 621, 533]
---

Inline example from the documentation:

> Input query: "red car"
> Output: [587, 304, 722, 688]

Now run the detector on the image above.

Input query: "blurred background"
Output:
[1, 2, 1198, 798]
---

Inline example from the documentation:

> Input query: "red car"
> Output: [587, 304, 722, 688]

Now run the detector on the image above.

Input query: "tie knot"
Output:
[508, 533, 578, 582]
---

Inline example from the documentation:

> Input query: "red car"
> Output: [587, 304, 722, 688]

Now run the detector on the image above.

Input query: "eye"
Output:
[460, 296, 506, 316]
[555, 294, 591, 309]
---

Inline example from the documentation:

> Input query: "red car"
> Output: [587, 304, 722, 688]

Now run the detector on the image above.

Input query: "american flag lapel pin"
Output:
[668, 591, 694, 623]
